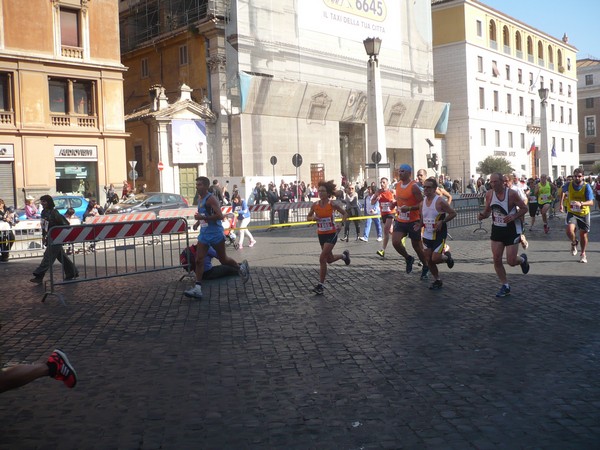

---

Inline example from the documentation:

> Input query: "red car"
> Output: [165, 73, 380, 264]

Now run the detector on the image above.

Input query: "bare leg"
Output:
[491, 241, 508, 284]
[213, 240, 240, 270]
[392, 231, 410, 259]
[0, 364, 49, 393]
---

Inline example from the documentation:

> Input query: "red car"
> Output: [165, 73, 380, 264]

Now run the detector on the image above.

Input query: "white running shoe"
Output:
[248, 240, 256, 247]
[580, 254, 587, 263]
[239, 260, 250, 284]
[184, 284, 203, 299]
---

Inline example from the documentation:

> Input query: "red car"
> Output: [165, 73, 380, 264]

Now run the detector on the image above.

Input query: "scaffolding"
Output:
[119, 0, 230, 53]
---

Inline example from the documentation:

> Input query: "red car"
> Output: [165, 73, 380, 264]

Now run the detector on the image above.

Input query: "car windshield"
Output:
[120, 194, 148, 205]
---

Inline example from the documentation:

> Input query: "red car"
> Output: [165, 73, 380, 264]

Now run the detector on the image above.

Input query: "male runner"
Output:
[535, 174, 556, 234]
[478, 173, 530, 297]
[417, 178, 457, 290]
[372, 177, 396, 258]
[392, 164, 428, 277]
[559, 168, 594, 263]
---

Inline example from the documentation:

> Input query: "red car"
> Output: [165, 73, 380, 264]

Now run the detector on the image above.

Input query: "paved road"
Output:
[1, 214, 599, 449]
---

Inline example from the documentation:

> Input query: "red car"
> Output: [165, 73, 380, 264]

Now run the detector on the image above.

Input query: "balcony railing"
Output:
[61, 45, 84, 59]
[51, 114, 97, 128]
[0, 111, 14, 125]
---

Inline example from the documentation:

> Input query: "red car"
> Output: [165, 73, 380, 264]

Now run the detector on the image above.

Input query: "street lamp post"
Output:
[363, 37, 388, 181]
[538, 87, 551, 178]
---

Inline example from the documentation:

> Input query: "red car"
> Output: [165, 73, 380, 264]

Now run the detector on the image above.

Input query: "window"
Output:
[134, 145, 144, 177]
[560, 106, 564, 123]
[550, 79, 554, 93]
[60, 8, 80, 47]
[520, 133, 525, 149]
[551, 104, 555, 121]
[489, 20, 497, 44]
[570, 139, 574, 153]
[586, 116, 596, 137]
[540, 76, 544, 89]
[141, 58, 149, 78]
[0, 72, 13, 112]
[518, 69, 523, 84]
[477, 56, 483, 73]
[559, 82, 563, 95]
[561, 138, 565, 152]
[508, 131, 513, 148]
[479, 87, 485, 109]
[476, 20, 482, 37]
[569, 108, 572, 124]
[505, 65, 510, 80]
[493, 90, 499, 111]
[586, 75, 593, 86]
[586, 98, 594, 108]
[492, 61, 500, 77]
[587, 143, 595, 154]
[519, 96, 524, 116]
[530, 99, 535, 119]
[568, 85, 572, 97]
[529, 72, 534, 87]
[179, 45, 188, 66]
[495, 130, 500, 147]
[481, 128, 486, 146]
[49, 77, 96, 116]
[507, 94, 512, 114]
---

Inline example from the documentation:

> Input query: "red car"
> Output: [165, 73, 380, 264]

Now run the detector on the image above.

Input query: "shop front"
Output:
[0, 144, 15, 207]
[54, 145, 98, 199]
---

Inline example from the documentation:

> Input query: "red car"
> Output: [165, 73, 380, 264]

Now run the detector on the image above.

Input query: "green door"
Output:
[179, 165, 198, 205]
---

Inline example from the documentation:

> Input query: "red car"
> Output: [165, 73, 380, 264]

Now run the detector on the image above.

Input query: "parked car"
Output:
[105, 192, 188, 215]
[17, 195, 89, 221]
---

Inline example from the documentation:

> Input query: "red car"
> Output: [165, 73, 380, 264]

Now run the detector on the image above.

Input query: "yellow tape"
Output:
[229, 214, 381, 232]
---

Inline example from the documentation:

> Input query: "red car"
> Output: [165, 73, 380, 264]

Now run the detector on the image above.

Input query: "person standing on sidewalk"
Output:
[185, 177, 250, 299]
[559, 168, 594, 263]
[478, 173, 530, 298]
[30, 195, 78, 283]
[341, 185, 360, 241]
[359, 185, 382, 242]
[307, 180, 350, 295]
[418, 178, 457, 290]
[392, 164, 428, 278]
[372, 177, 396, 257]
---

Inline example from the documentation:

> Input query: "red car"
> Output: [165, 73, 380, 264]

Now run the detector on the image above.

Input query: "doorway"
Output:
[178, 165, 198, 205]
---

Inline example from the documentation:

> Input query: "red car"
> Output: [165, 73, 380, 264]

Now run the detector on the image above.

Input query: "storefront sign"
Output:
[54, 145, 97, 161]
[0, 144, 14, 160]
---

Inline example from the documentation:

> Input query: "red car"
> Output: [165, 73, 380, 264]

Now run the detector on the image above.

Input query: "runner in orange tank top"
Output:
[372, 177, 396, 258]
[307, 180, 350, 295]
[392, 164, 428, 277]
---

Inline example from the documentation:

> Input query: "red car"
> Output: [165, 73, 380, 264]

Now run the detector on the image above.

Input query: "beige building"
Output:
[432, 0, 579, 181]
[0, 0, 127, 208]
[577, 59, 600, 174]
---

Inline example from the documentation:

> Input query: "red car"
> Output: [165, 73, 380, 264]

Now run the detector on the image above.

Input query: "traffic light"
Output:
[427, 153, 439, 170]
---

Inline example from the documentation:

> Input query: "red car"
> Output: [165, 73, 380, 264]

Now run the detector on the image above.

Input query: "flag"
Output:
[551, 143, 557, 158]
[527, 139, 536, 155]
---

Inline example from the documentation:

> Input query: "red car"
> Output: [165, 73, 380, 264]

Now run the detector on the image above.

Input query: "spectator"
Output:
[24, 197, 40, 219]
[208, 179, 224, 205]
[0, 199, 17, 262]
[267, 183, 280, 225]
[121, 180, 132, 199]
[83, 199, 104, 222]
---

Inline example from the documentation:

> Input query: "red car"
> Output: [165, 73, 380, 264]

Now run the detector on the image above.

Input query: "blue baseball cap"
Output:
[399, 164, 412, 172]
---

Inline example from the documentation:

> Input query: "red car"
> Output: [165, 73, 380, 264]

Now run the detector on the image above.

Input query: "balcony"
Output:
[51, 114, 97, 128]
[526, 116, 541, 133]
[0, 111, 14, 125]
[61, 45, 84, 59]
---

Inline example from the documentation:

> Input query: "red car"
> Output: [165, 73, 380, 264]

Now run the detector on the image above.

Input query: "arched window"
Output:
[515, 31, 522, 53]
[537, 41, 544, 65]
[527, 36, 534, 62]
[547, 45, 554, 69]
[489, 20, 497, 48]
[558, 49, 564, 72]
[503, 25, 510, 52]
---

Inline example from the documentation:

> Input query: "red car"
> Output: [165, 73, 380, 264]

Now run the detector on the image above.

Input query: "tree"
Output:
[591, 162, 600, 175]
[476, 156, 514, 177]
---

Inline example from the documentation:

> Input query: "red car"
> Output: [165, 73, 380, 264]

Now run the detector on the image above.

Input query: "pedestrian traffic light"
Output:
[427, 153, 439, 170]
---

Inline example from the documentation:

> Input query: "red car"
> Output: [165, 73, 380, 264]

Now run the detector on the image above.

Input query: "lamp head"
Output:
[425, 138, 434, 147]
[363, 37, 382, 60]
[538, 87, 549, 102]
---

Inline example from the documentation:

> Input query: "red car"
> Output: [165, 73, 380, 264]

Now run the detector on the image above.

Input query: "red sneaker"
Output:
[47, 349, 77, 388]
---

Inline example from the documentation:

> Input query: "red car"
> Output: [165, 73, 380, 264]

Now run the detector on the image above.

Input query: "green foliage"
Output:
[476, 156, 514, 176]
[591, 162, 600, 175]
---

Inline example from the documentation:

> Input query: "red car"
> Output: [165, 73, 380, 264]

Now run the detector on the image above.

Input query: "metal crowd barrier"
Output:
[448, 194, 487, 231]
[43, 217, 189, 303]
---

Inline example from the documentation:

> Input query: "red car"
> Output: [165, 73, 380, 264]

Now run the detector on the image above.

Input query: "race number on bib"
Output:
[317, 217, 335, 232]
[492, 212, 507, 227]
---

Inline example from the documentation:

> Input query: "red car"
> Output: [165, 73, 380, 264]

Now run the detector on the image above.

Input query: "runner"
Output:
[391, 164, 428, 277]
[506, 174, 529, 250]
[535, 174, 556, 234]
[526, 178, 539, 231]
[478, 172, 530, 298]
[372, 177, 396, 258]
[559, 168, 594, 263]
[418, 178, 457, 290]
[184, 176, 249, 299]
[307, 180, 350, 295]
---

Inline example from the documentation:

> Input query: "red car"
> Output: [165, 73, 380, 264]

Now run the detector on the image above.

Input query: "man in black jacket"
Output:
[30, 195, 78, 283]
[267, 183, 279, 225]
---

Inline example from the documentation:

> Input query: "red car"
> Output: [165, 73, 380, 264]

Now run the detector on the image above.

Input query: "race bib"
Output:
[397, 210, 410, 221]
[492, 212, 507, 227]
[317, 217, 335, 232]
[540, 194, 550, 202]
[423, 218, 436, 232]
[529, 195, 537, 202]
[570, 201, 582, 213]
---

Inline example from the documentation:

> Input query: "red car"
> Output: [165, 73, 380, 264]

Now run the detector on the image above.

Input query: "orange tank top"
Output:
[378, 190, 396, 215]
[313, 201, 336, 234]
[395, 180, 420, 222]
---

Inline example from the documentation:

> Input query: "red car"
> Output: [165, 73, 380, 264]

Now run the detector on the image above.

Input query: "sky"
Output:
[481, 0, 600, 59]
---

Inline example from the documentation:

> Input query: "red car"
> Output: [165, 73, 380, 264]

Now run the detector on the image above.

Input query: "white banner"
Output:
[298, 0, 401, 45]
[171, 119, 207, 164]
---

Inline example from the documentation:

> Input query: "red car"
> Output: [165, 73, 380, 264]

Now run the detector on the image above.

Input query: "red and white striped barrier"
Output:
[273, 202, 313, 210]
[459, 193, 486, 199]
[86, 212, 157, 223]
[48, 218, 188, 245]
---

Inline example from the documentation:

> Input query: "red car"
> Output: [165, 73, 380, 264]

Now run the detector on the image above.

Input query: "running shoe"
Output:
[239, 260, 251, 284]
[543, 224, 549, 234]
[420, 265, 429, 280]
[47, 349, 77, 388]
[495, 285, 511, 298]
[580, 254, 588, 264]
[313, 283, 324, 295]
[376, 237, 383, 242]
[376, 250, 385, 258]
[343, 250, 351, 266]
[184, 284, 203, 298]
[446, 251, 455, 269]
[30, 275, 43, 284]
[429, 279, 443, 290]
[358, 236, 368, 242]
[248, 240, 256, 248]
[571, 240, 579, 256]
[405, 255, 415, 274]
[520, 253, 530, 274]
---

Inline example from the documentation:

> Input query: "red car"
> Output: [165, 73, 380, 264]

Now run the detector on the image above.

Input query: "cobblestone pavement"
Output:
[1, 214, 600, 449]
